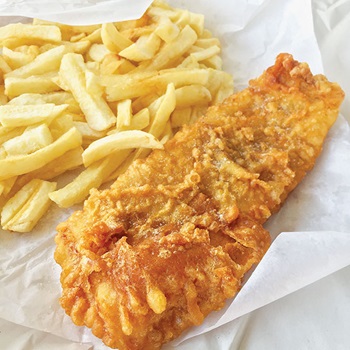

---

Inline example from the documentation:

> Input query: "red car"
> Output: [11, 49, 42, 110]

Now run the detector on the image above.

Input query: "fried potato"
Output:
[0, 23, 62, 45]
[59, 53, 116, 131]
[175, 84, 211, 108]
[116, 99, 132, 130]
[82, 130, 163, 167]
[2, 123, 53, 156]
[4, 74, 61, 97]
[0, 103, 67, 127]
[5, 45, 68, 78]
[138, 25, 198, 71]
[119, 33, 161, 61]
[101, 23, 133, 53]
[0, 0, 233, 232]
[0, 54, 12, 74]
[103, 68, 210, 101]
[0, 127, 82, 181]
[10, 147, 83, 194]
[1, 179, 56, 232]
[49, 149, 132, 208]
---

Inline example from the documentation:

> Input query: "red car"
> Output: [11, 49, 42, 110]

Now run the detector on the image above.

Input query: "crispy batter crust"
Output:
[55, 54, 344, 350]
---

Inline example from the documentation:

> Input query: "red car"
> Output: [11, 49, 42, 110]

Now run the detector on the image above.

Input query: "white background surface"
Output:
[0, 0, 350, 349]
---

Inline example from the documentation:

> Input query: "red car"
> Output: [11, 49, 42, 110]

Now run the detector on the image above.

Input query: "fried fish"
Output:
[55, 54, 344, 350]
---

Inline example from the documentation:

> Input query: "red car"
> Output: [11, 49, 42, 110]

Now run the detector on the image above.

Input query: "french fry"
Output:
[138, 25, 197, 71]
[1, 179, 57, 232]
[49, 149, 132, 208]
[116, 99, 132, 130]
[133, 83, 176, 160]
[202, 55, 223, 70]
[104, 68, 210, 101]
[154, 15, 180, 43]
[2, 123, 53, 156]
[74, 121, 106, 140]
[0, 127, 82, 181]
[82, 130, 163, 167]
[49, 114, 75, 140]
[105, 150, 137, 182]
[100, 54, 123, 75]
[8, 91, 75, 107]
[10, 147, 83, 194]
[170, 107, 192, 128]
[0, 125, 26, 145]
[108, 107, 150, 134]
[87, 43, 110, 62]
[189, 45, 220, 62]
[119, 33, 161, 62]
[128, 108, 150, 130]
[0, 23, 62, 44]
[175, 84, 211, 108]
[5, 45, 68, 78]
[8, 93, 46, 105]
[0, 103, 68, 127]
[0, 54, 12, 74]
[82, 28, 102, 44]
[2, 46, 36, 69]
[145, 82, 176, 139]
[101, 23, 133, 53]
[4, 74, 61, 97]
[59, 53, 116, 131]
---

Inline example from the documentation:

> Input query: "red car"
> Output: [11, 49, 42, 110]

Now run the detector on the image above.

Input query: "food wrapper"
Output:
[1, 0, 350, 349]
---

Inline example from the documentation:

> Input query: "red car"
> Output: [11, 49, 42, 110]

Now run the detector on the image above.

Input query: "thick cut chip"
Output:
[1, 179, 56, 232]
[104, 68, 210, 101]
[0, 55, 11, 74]
[0, 23, 62, 44]
[138, 25, 198, 71]
[49, 149, 132, 208]
[59, 53, 116, 131]
[175, 85, 211, 108]
[82, 130, 163, 167]
[101, 23, 133, 53]
[154, 15, 180, 43]
[2, 47, 37, 69]
[4, 74, 61, 97]
[5, 45, 68, 78]
[11, 147, 83, 194]
[0, 103, 67, 127]
[116, 99, 132, 130]
[2, 123, 53, 156]
[146, 83, 176, 138]
[0, 127, 82, 181]
[119, 33, 161, 62]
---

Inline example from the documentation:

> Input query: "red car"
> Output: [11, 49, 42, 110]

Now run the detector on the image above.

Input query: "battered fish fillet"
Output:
[55, 54, 344, 350]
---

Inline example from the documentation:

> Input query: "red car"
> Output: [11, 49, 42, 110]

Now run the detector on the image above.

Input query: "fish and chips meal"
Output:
[0, 0, 345, 349]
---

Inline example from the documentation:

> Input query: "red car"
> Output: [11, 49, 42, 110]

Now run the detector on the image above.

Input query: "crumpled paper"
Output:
[0, 0, 153, 25]
[1, 0, 350, 349]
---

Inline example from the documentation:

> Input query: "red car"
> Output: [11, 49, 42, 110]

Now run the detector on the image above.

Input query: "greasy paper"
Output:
[0, 0, 350, 349]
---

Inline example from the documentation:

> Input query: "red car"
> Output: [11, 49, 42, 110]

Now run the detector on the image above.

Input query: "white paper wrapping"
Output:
[1, 0, 350, 349]
[0, 0, 153, 25]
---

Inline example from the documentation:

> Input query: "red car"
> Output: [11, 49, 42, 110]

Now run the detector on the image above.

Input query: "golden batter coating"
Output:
[55, 54, 344, 350]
